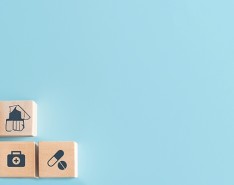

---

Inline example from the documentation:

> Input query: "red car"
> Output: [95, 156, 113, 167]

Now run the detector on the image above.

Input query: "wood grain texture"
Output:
[39, 141, 78, 178]
[0, 100, 37, 137]
[0, 142, 36, 178]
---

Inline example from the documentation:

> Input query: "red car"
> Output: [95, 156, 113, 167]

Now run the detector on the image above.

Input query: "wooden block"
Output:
[0, 142, 37, 178]
[39, 141, 78, 178]
[0, 100, 37, 137]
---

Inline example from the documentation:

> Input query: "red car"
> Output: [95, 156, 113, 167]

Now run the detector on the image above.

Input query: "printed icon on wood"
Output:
[47, 150, 67, 170]
[0, 101, 37, 137]
[0, 142, 36, 178]
[6, 105, 31, 132]
[7, 151, 26, 167]
[39, 142, 78, 178]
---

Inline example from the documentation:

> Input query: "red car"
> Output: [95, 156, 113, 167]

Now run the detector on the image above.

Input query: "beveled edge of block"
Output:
[0, 100, 37, 103]
[74, 142, 78, 178]
[32, 100, 37, 137]
[35, 142, 39, 178]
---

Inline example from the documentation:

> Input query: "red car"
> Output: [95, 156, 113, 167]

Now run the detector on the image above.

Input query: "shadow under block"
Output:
[0, 142, 36, 178]
[39, 142, 78, 178]
[0, 100, 37, 137]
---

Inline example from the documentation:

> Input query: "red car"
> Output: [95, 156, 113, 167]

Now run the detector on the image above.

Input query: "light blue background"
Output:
[0, 0, 234, 184]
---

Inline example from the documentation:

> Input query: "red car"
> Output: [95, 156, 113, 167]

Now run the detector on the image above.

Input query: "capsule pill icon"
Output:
[47, 150, 64, 167]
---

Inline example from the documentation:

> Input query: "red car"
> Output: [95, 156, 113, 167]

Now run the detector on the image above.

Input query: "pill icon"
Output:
[47, 150, 64, 167]
[58, 161, 67, 170]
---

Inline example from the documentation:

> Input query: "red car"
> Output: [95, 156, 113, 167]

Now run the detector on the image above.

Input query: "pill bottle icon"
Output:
[47, 150, 67, 170]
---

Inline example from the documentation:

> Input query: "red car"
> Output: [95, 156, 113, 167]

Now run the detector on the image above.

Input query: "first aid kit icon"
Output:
[7, 151, 25, 167]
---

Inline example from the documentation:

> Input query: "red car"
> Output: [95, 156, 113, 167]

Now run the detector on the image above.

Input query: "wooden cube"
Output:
[0, 142, 37, 178]
[0, 100, 37, 137]
[39, 141, 78, 178]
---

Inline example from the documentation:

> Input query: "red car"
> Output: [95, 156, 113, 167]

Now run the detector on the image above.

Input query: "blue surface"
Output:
[0, 0, 234, 184]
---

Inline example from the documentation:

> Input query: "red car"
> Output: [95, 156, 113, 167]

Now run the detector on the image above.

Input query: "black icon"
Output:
[5, 105, 31, 132]
[7, 151, 25, 167]
[58, 161, 67, 170]
[47, 150, 67, 170]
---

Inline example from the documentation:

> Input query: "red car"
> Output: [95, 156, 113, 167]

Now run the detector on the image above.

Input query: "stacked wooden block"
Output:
[0, 101, 78, 178]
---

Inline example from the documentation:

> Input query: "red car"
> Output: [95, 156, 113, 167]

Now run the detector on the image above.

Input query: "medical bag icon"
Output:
[7, 151, 25, 167]
[5, 105, 31, 132]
